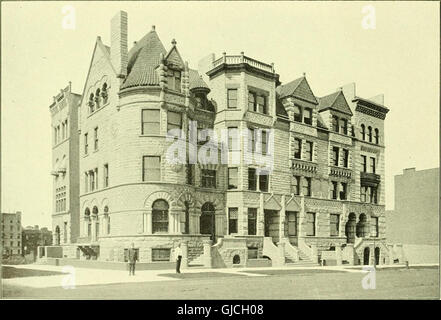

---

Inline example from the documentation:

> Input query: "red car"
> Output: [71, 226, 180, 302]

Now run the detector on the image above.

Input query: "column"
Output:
[279, 195, 286, 242]
[203, 240, 212, 268]
[257, 193, 264, 236]
[181, 240, 188, 269]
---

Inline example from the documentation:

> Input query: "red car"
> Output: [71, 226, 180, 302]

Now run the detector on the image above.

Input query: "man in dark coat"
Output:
[175, 243, 183, 274]
[128, 243, 137, 276]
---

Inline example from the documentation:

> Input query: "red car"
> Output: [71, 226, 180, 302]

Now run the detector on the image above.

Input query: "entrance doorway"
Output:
[363, 247, 370, 265]
[374, 247, 380, 266]
[264, 210, 279, 243]
[200, 202, 215, 241]
[345, 213, 356, 244]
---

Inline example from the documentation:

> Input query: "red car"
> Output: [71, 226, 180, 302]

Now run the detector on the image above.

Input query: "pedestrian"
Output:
[128, 242, 137, 276]
[175, 243, 183, 274]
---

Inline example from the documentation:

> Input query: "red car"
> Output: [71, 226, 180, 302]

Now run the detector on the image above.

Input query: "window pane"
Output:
[143, 156, 160, 181]
[228, 89, 237, 108]
[248, 168, 257, 191]
[259, 173, 268, 192]
[248, 92, 255, 111]
[248, 208, 257, 235]
[228, 168, 238, 189]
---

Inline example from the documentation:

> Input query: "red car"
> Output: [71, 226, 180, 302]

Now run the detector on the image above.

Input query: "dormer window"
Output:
[95, 88, 101, 108]
[293, 105, 302, 122]
[340, 119, 348, 135]
[304, 108, 312, 125]
[101, 83, 108, 104]
[167, 69, 181, 92]
[332, 115, 339, 133]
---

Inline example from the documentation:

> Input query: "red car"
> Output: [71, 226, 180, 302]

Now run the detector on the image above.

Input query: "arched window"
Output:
[102, 83, 108, 104]
[360, 124, 365, 140]
[92, 206, 98, 215]
[345, 213, 356, 243]
[356, 213, 368, 238]
[152, 199, 169, 233]
[367, 126, 372, 143]
[89, 93, 95, 113]
[374, 128, 379, 144]
[95, 88, 101, 108]
[104, 206, 110, 235]
[200, 202, 216, 240]
[85, 208, 91, 237]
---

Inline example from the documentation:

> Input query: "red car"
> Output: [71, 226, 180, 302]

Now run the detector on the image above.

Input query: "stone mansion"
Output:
[48, 11, 403, 268]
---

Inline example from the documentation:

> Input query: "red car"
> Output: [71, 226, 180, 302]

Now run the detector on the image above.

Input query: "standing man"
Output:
[175, 243, 183, 274]
[128, 243, 137, 276]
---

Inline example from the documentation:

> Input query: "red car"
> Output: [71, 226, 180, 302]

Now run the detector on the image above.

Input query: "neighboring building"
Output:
[22, 225, 53, 261]
[1, 211, 23, 257]
[50, 82, 81, 245]
[49, 11, 392, 267]
[387, 167, 439, 245]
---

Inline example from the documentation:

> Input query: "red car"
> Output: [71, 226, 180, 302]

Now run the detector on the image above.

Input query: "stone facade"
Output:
[49, 11, 392, 267]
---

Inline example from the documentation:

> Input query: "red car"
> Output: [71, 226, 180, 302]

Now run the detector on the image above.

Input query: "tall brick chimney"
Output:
[110, 11, 128, 79]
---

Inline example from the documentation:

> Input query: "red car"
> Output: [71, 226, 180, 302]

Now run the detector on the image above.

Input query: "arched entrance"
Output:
[200, 202, 215, 241]
[374, 247, 380, 266]
[345, 213, 356, 243]
[363, 247, 370, 265]
[55, 226, 60, 245]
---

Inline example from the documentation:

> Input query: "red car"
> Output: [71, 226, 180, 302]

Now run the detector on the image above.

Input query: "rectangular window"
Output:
[332, 116, 339, 133]
[167, 111, 182, 135]
[84, 172, 89, 193]
[248, 208, 257, 235]
[342, 149, 349, 168]
[104, 164, 109, 188]
[248, 91, 256, 112]
[142, 109, 160, 135]
[306, 212, 316, 236]
[89, 170, 95, 191]
[228, 127, 238, 151]
[227, 89, 237, 108]
[228, 208, 238, 234]
[294, 138, 302, 159]
[94, 127, 98, 150]
[248, 247, 258, 259]
[186, 164, 194, 185]
[370, 157, 376, 173]
[303, 177, 311, 196]
[143, 156, 161, 181]
[256, 94, 267, 114]
[287, 211, 298, 236]
[84, 133, 88, 155]
[303, 108, 312, 125]
[360, 186, 367, 202]
[247, 128, 255, 152]
[151, 248, 169, 262]
[340, 119, 348, 135]
[305, 141, 313, 161]
[332, 146, 339, 166]
[330, 214, 340, 237]
[261, 130, 268, 155]
[248, 168, 257, 191]
[371, 186, 378, 204]
[370, 217, 379, 237]
[201, 169, 216, 188]
[167, 70, 181, 92]
[292, 175, 300, 195]
[340, 182, 347, 200]
[331, 181, 338, 199]
[259, 173, 269, 192]
[228, 168, 238, 190]
[361, 155, 367, 172]
[293, 105, 302, 122]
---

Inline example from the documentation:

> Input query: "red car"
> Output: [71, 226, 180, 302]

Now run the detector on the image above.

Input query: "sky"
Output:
[1, 1, 439, 229]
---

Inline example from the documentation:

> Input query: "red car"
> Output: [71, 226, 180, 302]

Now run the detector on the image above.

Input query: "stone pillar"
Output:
[257, 193, 264, 236]
[91, 215, 97, 242]
[279, 195, 286, 242]
[203, 240, 212, 268]
[346, 243, 355, 265]
[145, 211, 152, 234]
[277, 241, 286, 267]
[335, 245, 342, 266]
[181, 241, 188, 269]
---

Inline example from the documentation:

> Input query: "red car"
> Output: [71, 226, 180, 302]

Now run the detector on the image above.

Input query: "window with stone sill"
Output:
[143, 156, 161, 182]
[305, 141, 313, 161]
[303, 177, 311, 196]
[342, 149, 349, 168]
[330, 214, 340, 237]
[293, 105, 302, 122]
[292, 175, 300, 195]
[259, 172, 269, 192]
[151, 248, 169, 262]
[142, 109, 160, 135]
[370, 217, 379, 237]
[374, 128, 379, 144]
[228, 208, 238, 234]
[330, 181, 338, 200]
[340, 118, 348, 135]
[294, 138, 302, 159]
[361, 155, 367, 172]
[152, 199, 169, 234]
[287, 211, 298, 236]
[248, 91, 267, 114]
[361, 124, 366, 140]
[167, 69, 181, 92]
[167, 111, 182, 135]
[228, 167, 238, 190]
[201, 169, 216, 188]
[332, 115, 339, 133]
[370, 157, 376, 174]
[306, 212, 316, 236]
[367, 126, 373, 142]
[332, 146, 339, 166]
[248, 208, 257, 235]
[227, 89, 237, 109]
[340, 182, 347, 200]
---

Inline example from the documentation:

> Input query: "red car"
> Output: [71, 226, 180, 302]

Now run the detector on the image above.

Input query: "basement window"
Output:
[151, 248, 171, 262]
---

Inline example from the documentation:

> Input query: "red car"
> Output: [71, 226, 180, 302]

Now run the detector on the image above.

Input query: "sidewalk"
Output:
[2, 262, 438, 289]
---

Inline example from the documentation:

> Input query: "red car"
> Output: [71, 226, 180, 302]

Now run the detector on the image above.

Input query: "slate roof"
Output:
[276, 76, 318, 104]
[189, 69, 210, 91]
[275, 94, 289, 118]
[121, 29, 167, 89]
[317, 91, 353, 116]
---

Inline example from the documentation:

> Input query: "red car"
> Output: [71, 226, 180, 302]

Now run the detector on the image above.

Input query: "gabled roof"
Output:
[275, 94, 289, 118]
[165, 44, 184, 69]
[121, 29, 167, 89]
[189, 69, 210, 91]
[276, 76, 318, 104]
[318, 91, 353, 116]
